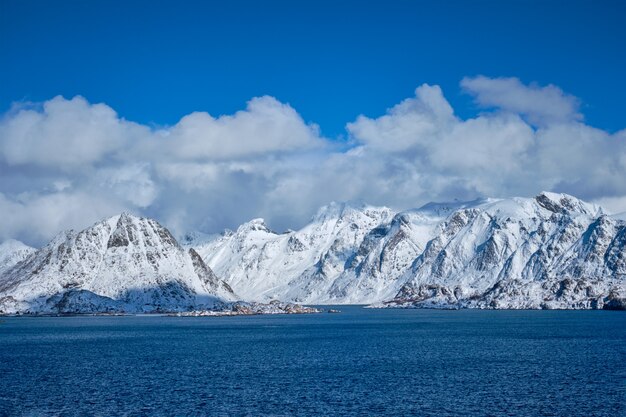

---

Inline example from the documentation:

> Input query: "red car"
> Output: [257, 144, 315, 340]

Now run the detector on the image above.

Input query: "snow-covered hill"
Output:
[0, 239, 36, 275]
[0, 213, 236, 314]
[189, 193, 626, 309]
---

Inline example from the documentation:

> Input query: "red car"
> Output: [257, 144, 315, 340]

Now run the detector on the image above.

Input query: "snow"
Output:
[0, 239, 36, 275]
[2, 192, 624, 313]
[0, 213, 236, 314]
[190, 202, 395, 303]
[190, 192, 625, 309]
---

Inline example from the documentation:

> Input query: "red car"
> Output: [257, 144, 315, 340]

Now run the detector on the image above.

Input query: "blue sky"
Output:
[1, 0, 626, 245]
[1, 0, 624, 136]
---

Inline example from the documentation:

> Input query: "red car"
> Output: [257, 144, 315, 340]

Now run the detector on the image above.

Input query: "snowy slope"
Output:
[190, 202, 394, 302]
[390, 193, 624, 309]
[0, 239, 36, 275]
[0, 213, 235, 314]
[190, 193, 625, 309]
[2, 193, 624, 312]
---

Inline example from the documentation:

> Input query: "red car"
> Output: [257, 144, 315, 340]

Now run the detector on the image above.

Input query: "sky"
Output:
[0, 0, 625, 246]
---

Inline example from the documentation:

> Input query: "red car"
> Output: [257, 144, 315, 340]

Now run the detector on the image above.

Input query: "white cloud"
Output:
[158, 96, 324, 160]
[0, 96, 147, 169]
[461, 76, 582, 126]
[0, 191, 127, 244]
[96, 164, 158, 208]
[346, 84, 454, 152]
[1, 77, 625, 246]
[345, 77, 626, 206]
[593, 196, 626, 216]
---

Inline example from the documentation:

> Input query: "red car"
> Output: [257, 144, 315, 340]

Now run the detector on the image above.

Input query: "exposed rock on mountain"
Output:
[2, 192, 624, 312]
[0, 213, 235, 314]
[190, 202, 395, 303]
[390, 193, 624, 309]
[189, 193, 625, 309]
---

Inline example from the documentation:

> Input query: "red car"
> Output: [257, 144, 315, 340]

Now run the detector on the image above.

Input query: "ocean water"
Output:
[0, 307, 624, 417]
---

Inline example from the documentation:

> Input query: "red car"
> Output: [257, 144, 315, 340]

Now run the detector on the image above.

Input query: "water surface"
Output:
[0, 307, 624, 416]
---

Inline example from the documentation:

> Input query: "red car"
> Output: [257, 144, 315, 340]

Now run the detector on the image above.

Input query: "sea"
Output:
[0, 306, 624, 416]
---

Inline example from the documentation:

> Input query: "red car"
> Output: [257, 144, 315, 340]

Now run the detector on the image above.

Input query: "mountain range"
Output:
[1, 192, 625, 313]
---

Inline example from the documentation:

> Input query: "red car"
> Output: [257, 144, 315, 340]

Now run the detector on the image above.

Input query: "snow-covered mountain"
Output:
[390, 193, 625, 309]
[0, 213, 236, 314]
[188, 193, 626, 309]
[0, 239, 36, 275]
[190, 202, 394, 303]
[2, 192, 625, 312]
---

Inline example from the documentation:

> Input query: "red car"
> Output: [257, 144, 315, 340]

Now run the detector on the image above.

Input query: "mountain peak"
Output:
[0, 239, 34, 252]
[535, 191, 602, 216]
[416, 198, 490, 218]
[118, 211, 140, 221]
[312, 201, 348, 221]
[0, 239, 36, 276]
[236, 218, 275, 235]
[0, 212, 235, 314]
[312, 201, 391, 223]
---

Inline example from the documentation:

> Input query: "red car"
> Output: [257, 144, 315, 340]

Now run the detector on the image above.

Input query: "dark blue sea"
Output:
[0, 307, 624, 417]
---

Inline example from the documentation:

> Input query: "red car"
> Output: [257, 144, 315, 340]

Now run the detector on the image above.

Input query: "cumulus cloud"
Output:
[0, 96, 147, 169]
[159, 96, 324, 160]
[0, 191, 127, 244]
[346, 84, 454, 152]
[1, 76, 625, 246]
[346, 78, 626, 203]
[461, 76, 582, 126]
[96, 164, 158, 208]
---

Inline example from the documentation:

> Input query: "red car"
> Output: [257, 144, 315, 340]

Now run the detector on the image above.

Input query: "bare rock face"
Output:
[189, 192, 625, 309]
[189, 248, 234, 296]
[0, 213, 235, 314]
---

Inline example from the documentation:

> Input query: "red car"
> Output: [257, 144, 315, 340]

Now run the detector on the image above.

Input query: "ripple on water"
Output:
[0, 308, 624, 416]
